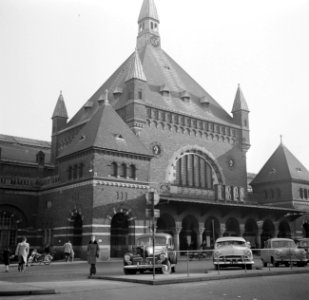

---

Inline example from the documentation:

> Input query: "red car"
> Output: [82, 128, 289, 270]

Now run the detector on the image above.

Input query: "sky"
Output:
[1, 0, 309, 174]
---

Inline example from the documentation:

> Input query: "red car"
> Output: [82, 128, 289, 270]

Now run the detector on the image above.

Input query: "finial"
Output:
[280, 134, 283, 145]
[237, 83, 240, 88]
[60, 90, 62, 95]
[105, 89, 109, 105]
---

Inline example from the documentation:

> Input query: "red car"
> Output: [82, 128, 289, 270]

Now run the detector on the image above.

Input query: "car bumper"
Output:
[124, 264, 166, 270]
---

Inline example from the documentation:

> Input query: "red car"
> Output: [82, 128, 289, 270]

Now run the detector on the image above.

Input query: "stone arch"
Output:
[165, 145, 225, 185]
[203, 216, 220, 248]
[261, 219, 275, 248]
[278, 220, 291, 238]
[106, 206, 136, 258]
[224, 217, 240, 236]
[156, 213, 176, 237]
[179, 215, 199, 251]
[244, 218, 258, 248]
[0, 205, 27, 253]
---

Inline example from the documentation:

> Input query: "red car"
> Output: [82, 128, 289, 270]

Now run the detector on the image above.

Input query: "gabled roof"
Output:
[231, 84, 249, 113]
[58, 101, 152, 159]
[52, 91, 68, 119]
[0, 134, 51, 164]
[138, 0, 159, 23]
[67, 44, 234, 129]
[251, 143, 309, 185]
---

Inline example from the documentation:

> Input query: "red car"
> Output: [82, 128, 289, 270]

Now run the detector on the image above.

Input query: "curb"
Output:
[91, 268, 309, 286]
[0, 289, 56, 296]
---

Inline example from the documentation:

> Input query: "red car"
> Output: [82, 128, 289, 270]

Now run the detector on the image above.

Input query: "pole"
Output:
[152, 196, 155, 280]
[212, 219, 215, 246]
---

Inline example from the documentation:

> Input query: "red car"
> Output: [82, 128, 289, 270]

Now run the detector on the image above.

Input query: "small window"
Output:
[129, 165, 136, 179]
[264, 190, 268, 200]
[151, 22, 154, 30]
[73, 165, 78, 179]
[300, 188, 304, 199]
[111, 162, 118, 177]
[138, 90, 142, 100]
[304, 189, 308, 199]
[120, 163, 127, 178]
[68, 166, 73, 180]
[79, 163, 84, 178]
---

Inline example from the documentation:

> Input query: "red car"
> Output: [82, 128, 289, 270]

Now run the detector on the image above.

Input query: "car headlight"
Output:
[213, 251, 221, 259]
[124, 254, 132, 263]
[274, 250, 281, 258]
[244, 250, 252, 258]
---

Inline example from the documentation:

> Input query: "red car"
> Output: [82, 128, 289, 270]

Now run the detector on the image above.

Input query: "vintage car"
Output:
[213, 237, 254, 270]
[297, 238, 309, 261]
[260, 238, 307, 267]
[123, 233, 177, 275]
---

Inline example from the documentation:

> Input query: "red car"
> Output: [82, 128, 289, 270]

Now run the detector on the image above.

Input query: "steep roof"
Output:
[138, 0, 159, 23]
[58, 99, 152, 158]
[52, 91, 68, 119]
[67, 44, 234, 129]
[251, 143, 309, 185]
[125, 48, 147, 82]
[231, 84, 249, 113]
[0, 134, 51, 164]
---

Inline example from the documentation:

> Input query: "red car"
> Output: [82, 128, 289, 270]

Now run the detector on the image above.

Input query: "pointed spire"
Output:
[138, 0, 159, 23]
[280, 134, 283, 145]
[98, 89, 110, 105]
[231, 84, 249, 113]
[52, 91, 68, 119]
[104, 89, 110, 105]
[125, 49, 147, 82]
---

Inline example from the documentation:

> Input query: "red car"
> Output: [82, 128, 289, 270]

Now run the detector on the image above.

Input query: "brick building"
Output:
[1, 0, 308, 259]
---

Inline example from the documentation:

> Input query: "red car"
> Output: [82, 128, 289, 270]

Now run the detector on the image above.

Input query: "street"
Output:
[1, 259, 309, 299]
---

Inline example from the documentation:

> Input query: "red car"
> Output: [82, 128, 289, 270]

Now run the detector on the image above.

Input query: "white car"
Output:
[213, 237, 254, 270]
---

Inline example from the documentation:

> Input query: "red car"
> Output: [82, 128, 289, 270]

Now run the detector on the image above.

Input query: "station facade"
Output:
[1, 0, 309, 259]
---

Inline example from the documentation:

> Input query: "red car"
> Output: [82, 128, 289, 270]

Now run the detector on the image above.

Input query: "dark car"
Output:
[297, 238, 309, 262]
[123, 233, 177, 274]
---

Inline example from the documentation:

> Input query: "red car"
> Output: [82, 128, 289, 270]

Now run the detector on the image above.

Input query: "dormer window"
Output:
[180, 90, 190, 102]
[36, 151, 45, 166]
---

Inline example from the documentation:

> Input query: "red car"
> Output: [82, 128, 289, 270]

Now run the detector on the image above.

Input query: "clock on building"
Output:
[150, 36, 160, 47]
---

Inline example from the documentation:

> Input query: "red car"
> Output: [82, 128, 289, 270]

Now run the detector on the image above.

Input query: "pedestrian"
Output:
[15, 236, 30, 272]
[63, 240, 74, 262]
[87, 235, 99, 277]
[3, 246, 11, 272]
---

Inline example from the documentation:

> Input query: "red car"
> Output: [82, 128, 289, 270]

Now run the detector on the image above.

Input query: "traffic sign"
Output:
[145, 208, 160, 218]
[145, 190, 160, 206]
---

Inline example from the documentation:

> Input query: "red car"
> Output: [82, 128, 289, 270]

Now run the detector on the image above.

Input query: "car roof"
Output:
[215, 237, 246, 242]
[137, 233, 172, 239]
[267, 238, 294, 242]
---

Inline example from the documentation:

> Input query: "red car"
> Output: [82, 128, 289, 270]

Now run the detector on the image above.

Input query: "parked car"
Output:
[123, 233, 177, 275]
[297, 238, 309, 261]
[213, 237, 254, 270]
[260, 238, 307, 267]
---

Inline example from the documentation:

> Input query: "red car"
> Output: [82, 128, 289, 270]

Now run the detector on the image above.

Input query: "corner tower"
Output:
[232, 84, 250, 152]
[137, 0, 160, 50]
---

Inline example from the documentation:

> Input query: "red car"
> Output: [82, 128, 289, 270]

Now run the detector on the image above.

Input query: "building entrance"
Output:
[110, 213, 129, 257]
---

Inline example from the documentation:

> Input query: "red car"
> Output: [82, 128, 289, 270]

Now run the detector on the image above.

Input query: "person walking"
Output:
[87, 235, 100, 277]
[3, 247, 11, 272]
[15, 236, 30, 272]
[63, 240, 74, 262]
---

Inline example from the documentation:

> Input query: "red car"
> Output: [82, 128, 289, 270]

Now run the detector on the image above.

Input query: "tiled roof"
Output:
[58, 100, 152, 158]
[52, 92, 68, 118]
[0, 134, 51, 164]
[138, 0, 159, 23]
[125, 48, 147, 82]
[231, 84, 249, 113]
[251, 143, 309, 185]
[67, 45, 235, 128]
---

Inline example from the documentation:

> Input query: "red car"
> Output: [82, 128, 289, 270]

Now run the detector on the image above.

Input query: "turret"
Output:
[51, 91, 68, 163]
[124, 48, 147, 135]
[232, 84, 250, 152]
[137, 0, 161, 50]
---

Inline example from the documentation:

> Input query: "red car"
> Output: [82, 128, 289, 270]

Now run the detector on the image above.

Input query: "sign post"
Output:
[145, 188, 160, 280]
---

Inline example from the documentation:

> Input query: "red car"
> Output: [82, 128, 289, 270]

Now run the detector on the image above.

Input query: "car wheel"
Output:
[271, 257, 279, 267]
[171, 266, 176, 273]
[161, 260, 172, 274]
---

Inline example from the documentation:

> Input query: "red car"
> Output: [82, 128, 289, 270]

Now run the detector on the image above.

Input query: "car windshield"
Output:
[215, 240, 246, 248]
[272, 240, 296, 248]
[136, 236, 167, 247]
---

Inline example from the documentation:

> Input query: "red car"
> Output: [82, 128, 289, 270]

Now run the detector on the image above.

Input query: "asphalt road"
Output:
[1, 259, 309, 300]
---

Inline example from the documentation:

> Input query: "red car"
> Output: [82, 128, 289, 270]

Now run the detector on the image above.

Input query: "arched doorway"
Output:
[244, 218, 258, 248]
[261, 219, 275, 247]
[157, 213, 175, 236]
[0, 206, 25, 254]
[110, 213, 129, 257]
[203, 217, 220, 248]
[179, 215, 198, 251]
[278, 220, 291, 238]
[224, 218, 240, 236]
[303, 221, 309, 238]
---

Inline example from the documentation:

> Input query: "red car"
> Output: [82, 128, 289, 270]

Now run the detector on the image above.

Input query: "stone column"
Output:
[175, 221, 182, 256]
[220, 222, 226, 237]
[239, 223, 245, 237]
[198, 222, 205, 248]
[257, 221, 263, 249]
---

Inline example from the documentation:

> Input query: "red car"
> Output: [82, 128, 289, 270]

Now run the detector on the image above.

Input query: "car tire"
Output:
[161, 260, 172, 274]
[262, 260, 267, 267]
[171, 266, 176, 273]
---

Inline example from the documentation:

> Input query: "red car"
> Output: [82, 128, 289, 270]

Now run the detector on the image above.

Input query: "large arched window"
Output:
[174, 152, 213, 189]
[111, 162, 118, 177]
